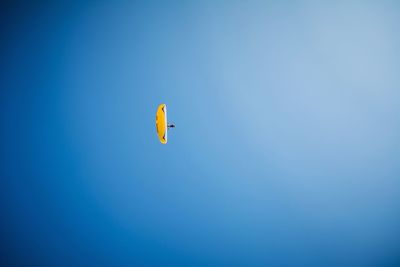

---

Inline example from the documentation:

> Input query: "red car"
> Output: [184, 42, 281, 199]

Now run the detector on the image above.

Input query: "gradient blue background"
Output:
[1, 1, 400, 266]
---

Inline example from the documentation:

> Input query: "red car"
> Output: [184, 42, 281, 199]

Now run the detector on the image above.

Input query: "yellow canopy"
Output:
[156, 104, 168, 144]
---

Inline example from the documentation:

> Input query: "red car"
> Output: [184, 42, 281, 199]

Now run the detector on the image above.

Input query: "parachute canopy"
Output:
[156, 104, 168, 144]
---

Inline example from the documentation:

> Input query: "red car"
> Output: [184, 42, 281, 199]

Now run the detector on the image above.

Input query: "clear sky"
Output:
[1, 1, 400, 266]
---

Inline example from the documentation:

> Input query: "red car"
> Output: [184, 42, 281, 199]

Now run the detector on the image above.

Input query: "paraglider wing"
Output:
[156, 104, 167, 144]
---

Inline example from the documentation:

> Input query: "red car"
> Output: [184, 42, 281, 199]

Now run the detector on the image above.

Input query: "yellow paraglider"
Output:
[156, 104, 175, 144]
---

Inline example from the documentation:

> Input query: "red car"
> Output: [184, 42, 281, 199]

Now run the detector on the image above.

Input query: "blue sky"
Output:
[1, 1, 400, 266]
